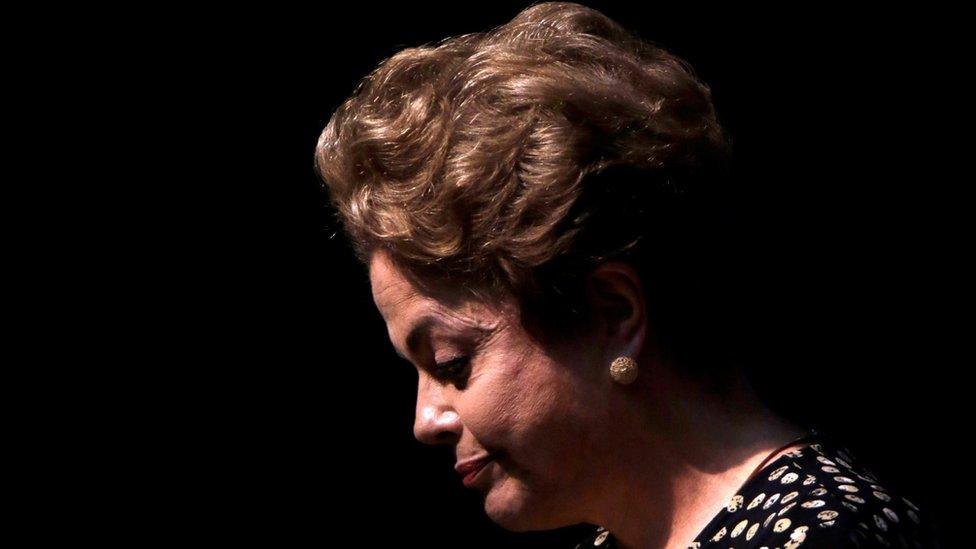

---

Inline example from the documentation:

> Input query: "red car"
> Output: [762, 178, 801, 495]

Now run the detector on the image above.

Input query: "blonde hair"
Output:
[315, 2, 734, 363]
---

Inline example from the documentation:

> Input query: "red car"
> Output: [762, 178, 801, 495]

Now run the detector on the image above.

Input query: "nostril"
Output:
[434, 431, 456, 444]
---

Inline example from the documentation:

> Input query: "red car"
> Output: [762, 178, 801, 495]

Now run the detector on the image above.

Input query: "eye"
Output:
[434, 356, 470, 381]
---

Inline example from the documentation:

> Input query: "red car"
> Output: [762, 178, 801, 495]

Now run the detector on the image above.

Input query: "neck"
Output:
[582, 363, 806, 549]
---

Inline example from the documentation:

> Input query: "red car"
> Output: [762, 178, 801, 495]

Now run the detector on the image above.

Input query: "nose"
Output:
[413, 375, 462, 445]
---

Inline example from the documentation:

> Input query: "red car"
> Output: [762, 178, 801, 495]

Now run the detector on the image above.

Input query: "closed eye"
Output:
[434, 356, 470, 384]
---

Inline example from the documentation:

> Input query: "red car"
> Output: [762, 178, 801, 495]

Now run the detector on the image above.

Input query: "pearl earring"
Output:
[609, 356, 638, 385]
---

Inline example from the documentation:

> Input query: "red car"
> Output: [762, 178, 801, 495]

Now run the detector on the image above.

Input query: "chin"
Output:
[482, 479, 570, 533]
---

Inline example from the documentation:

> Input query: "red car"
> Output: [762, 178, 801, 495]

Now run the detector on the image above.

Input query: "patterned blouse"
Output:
[573, 432, 941, 548]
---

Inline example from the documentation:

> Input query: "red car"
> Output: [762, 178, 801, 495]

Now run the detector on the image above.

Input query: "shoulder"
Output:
[701, 438, 942, 548]
[572, 435, 942, 548]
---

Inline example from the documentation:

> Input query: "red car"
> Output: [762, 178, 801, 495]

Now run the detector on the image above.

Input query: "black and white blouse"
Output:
[573, 432, 941, 548]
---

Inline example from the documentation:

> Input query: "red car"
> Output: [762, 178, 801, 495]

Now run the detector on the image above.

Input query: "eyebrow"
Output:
[394, 315, 489, 360]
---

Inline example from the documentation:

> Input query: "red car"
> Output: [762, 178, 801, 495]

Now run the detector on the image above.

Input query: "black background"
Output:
[101, 2, 964, 546]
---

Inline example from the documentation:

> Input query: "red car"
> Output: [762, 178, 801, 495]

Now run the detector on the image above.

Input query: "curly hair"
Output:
[315, 2, 736, 376]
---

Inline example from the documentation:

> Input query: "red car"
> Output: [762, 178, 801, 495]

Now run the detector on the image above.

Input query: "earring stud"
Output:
[610, 356, 638, 385]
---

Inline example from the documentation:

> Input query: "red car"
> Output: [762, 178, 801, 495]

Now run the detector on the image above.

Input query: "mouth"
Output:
[456, 454, 495, 488]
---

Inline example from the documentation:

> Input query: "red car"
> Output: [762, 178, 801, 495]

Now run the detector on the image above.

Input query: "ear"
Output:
[585, 261, 647, 364]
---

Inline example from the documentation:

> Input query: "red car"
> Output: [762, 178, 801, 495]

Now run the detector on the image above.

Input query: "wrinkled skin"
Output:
[369, 249, 621, 531]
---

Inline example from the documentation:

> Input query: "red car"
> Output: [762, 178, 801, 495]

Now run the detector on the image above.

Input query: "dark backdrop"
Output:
[142, 2, 962, 546]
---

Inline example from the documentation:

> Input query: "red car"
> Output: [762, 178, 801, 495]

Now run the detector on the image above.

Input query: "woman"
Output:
[313, 3, 940, 547]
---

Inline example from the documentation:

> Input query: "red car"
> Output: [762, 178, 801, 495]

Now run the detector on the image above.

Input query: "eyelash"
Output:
[434, 356, 470, 380]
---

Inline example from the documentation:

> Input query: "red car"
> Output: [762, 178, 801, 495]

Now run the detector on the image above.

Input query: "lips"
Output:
[455, 454, 495, 486]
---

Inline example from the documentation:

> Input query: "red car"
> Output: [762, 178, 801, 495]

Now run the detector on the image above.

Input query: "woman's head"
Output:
[316, 0, 740, 527]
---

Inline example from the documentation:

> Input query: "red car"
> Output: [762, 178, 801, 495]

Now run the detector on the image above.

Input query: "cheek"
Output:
[488, 352, 593, 471]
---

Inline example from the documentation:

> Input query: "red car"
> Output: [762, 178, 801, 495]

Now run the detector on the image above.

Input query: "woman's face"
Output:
[369, 250, 613, 531]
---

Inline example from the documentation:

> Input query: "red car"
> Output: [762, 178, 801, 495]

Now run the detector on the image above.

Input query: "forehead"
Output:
[368, 250, 509, 330]
[369, 251, 430, 319]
